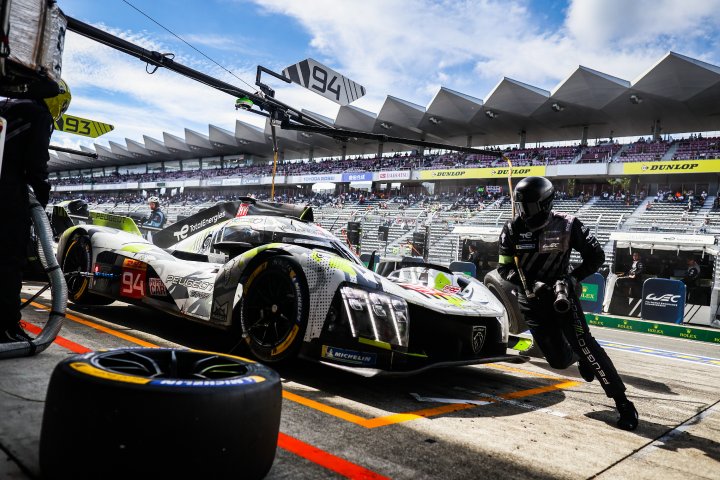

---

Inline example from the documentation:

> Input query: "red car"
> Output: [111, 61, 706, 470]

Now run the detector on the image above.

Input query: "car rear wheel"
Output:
[240, 256, 309, 363]
[62, 234, 113, 305]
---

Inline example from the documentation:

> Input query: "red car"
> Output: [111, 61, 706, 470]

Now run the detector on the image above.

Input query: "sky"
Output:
[53, 0, 720, 153]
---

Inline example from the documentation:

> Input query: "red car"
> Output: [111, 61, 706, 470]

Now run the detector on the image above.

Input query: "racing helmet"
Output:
[148, 196, 160, 208]
[514, 176, 554, 230]
[43, 79, 71, 122]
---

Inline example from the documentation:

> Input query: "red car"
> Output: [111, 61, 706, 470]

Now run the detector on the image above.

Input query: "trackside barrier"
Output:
[641, 278, 686, 324]
[586, 313, 720, 345]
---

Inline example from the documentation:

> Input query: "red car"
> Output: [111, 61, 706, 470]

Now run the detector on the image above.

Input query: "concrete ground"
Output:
[1, 282, 719, 479]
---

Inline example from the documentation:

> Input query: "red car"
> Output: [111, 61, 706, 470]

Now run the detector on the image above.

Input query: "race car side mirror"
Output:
[368, 250, 377, 272]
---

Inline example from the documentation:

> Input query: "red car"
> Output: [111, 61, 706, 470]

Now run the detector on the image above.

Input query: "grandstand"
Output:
[48, 51, 720, 271]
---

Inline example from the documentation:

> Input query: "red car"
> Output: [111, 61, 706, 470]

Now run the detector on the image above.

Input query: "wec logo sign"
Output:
[645, 293, 680, 303]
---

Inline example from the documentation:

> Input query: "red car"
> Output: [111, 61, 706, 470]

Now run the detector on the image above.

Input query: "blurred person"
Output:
[683, 257, 701, 302]
[141, 196, 166, 228]
[616, 252, 644, 296]
[498, 176, 638, 430]
[0, 81, 71, 343]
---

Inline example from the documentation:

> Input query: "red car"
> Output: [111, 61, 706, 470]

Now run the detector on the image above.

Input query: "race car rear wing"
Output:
[151, 198, 314, 249]
[51, 200, 142, 237]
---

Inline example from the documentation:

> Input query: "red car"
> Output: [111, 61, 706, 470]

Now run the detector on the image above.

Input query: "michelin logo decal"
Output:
[321, 346, 377, 366]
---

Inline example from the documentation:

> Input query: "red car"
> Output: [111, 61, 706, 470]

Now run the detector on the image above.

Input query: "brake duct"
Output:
[0, 193, 66, 359]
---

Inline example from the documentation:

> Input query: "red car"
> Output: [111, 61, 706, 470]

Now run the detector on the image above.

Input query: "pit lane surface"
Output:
[1, 282, 719, 479]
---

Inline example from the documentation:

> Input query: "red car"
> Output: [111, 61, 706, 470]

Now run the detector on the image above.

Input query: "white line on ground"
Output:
[409, 392, 493, 406]
[454, 387, 568, 418]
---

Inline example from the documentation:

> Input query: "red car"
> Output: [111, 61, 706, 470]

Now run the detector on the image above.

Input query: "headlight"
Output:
[498, 310, 509, 344]
[340, 287, 409, 348]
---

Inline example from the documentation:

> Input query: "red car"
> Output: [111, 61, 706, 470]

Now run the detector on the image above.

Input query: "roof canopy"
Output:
[51, 52, 720, 171]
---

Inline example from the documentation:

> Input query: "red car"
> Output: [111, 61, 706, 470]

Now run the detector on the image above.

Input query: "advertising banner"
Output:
[293, 173, 342, 184]
[641, 278, 686, 323]
[419, 166, 546, 181]
[587, 313, 720, 345]
[623, 159, 720, 175]
[205, 179, 223, 187]
[260, 176, 276, 185]
[242, 176, 261, 185]
[94, 183, 123, 191]
[342, 172, 373, 182]
[579, 273, 605, 314]
[222, 178, 243, 186]
[377, 170, 411, 181]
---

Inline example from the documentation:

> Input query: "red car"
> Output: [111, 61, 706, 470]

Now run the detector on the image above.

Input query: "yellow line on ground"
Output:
[282, 391, 370, 427]
[500, 381, 580, 400]
[30, 301, 158, 348]
[487, 363, 567, 380]
[363, 402, 479, 429]
[284, 379, 580, 429]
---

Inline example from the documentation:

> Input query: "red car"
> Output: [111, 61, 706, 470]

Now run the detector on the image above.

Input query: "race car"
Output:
[55, 197, 525, 375]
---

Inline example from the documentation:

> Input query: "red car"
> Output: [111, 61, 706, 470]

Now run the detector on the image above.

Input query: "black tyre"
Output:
[62, 234, 113, 305]
[484, 269, 527, 334]
[240, 256, 309, 363]
[40, 348, 282, 479]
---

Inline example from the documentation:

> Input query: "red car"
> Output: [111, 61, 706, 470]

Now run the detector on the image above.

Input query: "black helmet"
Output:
[514, 176, 554, 230]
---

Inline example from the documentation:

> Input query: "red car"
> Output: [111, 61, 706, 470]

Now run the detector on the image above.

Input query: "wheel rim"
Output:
[93, 349, 249, 380]
[244, 268, 299, 349]
[63, 240, 90, 298]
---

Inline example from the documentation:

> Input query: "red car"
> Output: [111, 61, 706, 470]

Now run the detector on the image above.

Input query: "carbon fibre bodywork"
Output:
[56, 200, 522, 374]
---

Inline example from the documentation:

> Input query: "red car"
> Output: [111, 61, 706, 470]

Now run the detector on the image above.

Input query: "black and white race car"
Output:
[54, 197, 525, 375]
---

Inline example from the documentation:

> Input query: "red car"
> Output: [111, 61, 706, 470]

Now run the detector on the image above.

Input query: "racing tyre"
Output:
[484, 269, 527, 334]
[40, 348, 282, 479]
[241, 256, 309, 363]
[62, 234, 113, 305]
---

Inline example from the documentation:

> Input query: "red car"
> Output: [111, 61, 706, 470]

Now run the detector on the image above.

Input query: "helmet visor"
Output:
[516, 201, 544, 218]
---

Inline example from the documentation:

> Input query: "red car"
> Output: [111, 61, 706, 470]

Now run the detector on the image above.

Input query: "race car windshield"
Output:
[289, 237, 362, 265]
[387, 267, 447, 285]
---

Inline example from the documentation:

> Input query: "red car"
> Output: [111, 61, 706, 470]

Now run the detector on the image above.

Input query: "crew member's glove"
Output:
[564, 274, 580, 294]
[532, 281, 551, 296]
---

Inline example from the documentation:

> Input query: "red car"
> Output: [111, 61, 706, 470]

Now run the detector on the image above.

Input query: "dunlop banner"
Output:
[419, 166, 546, 180]
[623, 159, 720, 175]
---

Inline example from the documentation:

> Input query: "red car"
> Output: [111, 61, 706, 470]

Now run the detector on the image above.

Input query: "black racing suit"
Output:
[498, 211, 627, 398]
[616, 260, 644, 297]
[0, 99, 53, 331]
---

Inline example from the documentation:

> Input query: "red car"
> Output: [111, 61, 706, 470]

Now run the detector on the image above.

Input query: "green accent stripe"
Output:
[358, 337, 392, 350]
[587, 313, 720, 345]
[499, 255, 514, 264]
[509, 338, 533, 351]
[120, 244, 154, 253]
